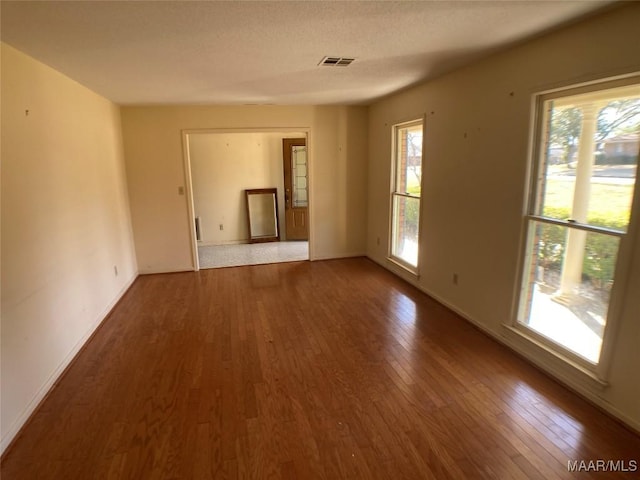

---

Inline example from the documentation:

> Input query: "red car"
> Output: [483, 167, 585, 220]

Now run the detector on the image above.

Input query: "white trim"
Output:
[138, 267, 193, 275]
[0, 272, 139, 455]
[502, 324, 608, 388]
[311, 252, 365, 261]
[386, 255, 420, 278]
[181, 131, 199, 271]
[198, 239, 248, 247]
[597, 139, 640, 380]
[181, 127, 312, 272]
[526, 215, 626, 236]
[305, 131, 315, 261]
[530, 71, 640, 101]
[388, 117, 425, 275]
[537, 73, 640, 103]
[512, 74, 640, 379]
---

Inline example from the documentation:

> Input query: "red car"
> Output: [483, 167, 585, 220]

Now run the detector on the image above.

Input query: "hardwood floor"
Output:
[2, 258, 639, 479]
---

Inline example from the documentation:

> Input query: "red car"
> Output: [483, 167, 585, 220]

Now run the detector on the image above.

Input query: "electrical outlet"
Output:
[219, 224, 224, 231]
[453, 273, 458, 285]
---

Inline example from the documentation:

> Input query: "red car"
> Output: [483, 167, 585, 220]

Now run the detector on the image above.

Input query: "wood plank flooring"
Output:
[2, 258, 639, 479]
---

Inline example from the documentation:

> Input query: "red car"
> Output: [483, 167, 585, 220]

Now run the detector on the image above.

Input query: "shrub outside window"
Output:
[516, 77, 639, 370]
[390, 120, 423, 272]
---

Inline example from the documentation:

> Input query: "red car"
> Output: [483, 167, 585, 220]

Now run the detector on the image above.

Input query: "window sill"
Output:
[502, 324, 609, 391]
[387, 256, 419, 278]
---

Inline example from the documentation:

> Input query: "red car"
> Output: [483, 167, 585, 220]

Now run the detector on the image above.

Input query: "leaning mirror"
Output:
[245, 188, 280, 243]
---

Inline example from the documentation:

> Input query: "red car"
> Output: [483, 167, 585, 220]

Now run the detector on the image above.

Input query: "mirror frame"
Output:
[245, 188, 280, 243]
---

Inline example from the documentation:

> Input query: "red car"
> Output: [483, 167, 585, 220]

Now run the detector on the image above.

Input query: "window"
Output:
[516, 77, 640, 369]
[390, 120, 423, 271]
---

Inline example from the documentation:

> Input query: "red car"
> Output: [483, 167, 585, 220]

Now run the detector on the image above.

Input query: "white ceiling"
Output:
[0, 1, 614, 106]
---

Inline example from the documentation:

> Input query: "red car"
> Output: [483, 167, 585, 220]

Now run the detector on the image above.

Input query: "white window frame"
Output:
[389, 118, 425, 274]
[511, 74, 640, 382]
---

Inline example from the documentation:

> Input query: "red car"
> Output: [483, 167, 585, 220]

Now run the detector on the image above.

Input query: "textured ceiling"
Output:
[0, 1, 613, 105]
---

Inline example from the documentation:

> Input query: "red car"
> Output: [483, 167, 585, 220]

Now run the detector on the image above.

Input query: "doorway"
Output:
[182, 129, 311, 270]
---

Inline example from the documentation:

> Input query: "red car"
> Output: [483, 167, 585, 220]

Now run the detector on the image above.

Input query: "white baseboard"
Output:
[198, 239, 247, 247]
[0, 272, 138, 455]
[138, 266, 194, 274]
[310, 251, 365, 261]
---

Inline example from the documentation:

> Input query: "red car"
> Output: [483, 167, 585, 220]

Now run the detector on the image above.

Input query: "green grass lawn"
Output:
[543, 178, 634, 227]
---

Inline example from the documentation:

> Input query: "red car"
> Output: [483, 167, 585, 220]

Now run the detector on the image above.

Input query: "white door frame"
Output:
[181, 127, 312, 271]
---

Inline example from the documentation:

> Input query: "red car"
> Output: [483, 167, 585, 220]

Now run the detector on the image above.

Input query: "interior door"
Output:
[282, 138, 309, 240]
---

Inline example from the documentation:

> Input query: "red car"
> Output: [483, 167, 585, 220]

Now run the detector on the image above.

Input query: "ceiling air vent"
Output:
[319, 56, 355, 67]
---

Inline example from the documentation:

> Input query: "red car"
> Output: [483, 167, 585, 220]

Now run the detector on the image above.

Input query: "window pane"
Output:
[391, 194, 419, 267]
[291, 146, 308, 207]
[519, 220, 620, 363]
[536, 91, 639, 232]
[518, 79, 639, 368]
[395, 124, 422, 195]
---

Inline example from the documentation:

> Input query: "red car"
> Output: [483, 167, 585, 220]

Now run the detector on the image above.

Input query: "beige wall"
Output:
[367, 3, 640, 430]
[189, 132, 304, 245]
[5, 1, 636, 454]
[121, 105, 368, 272]
[1, 44, 138, 452]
